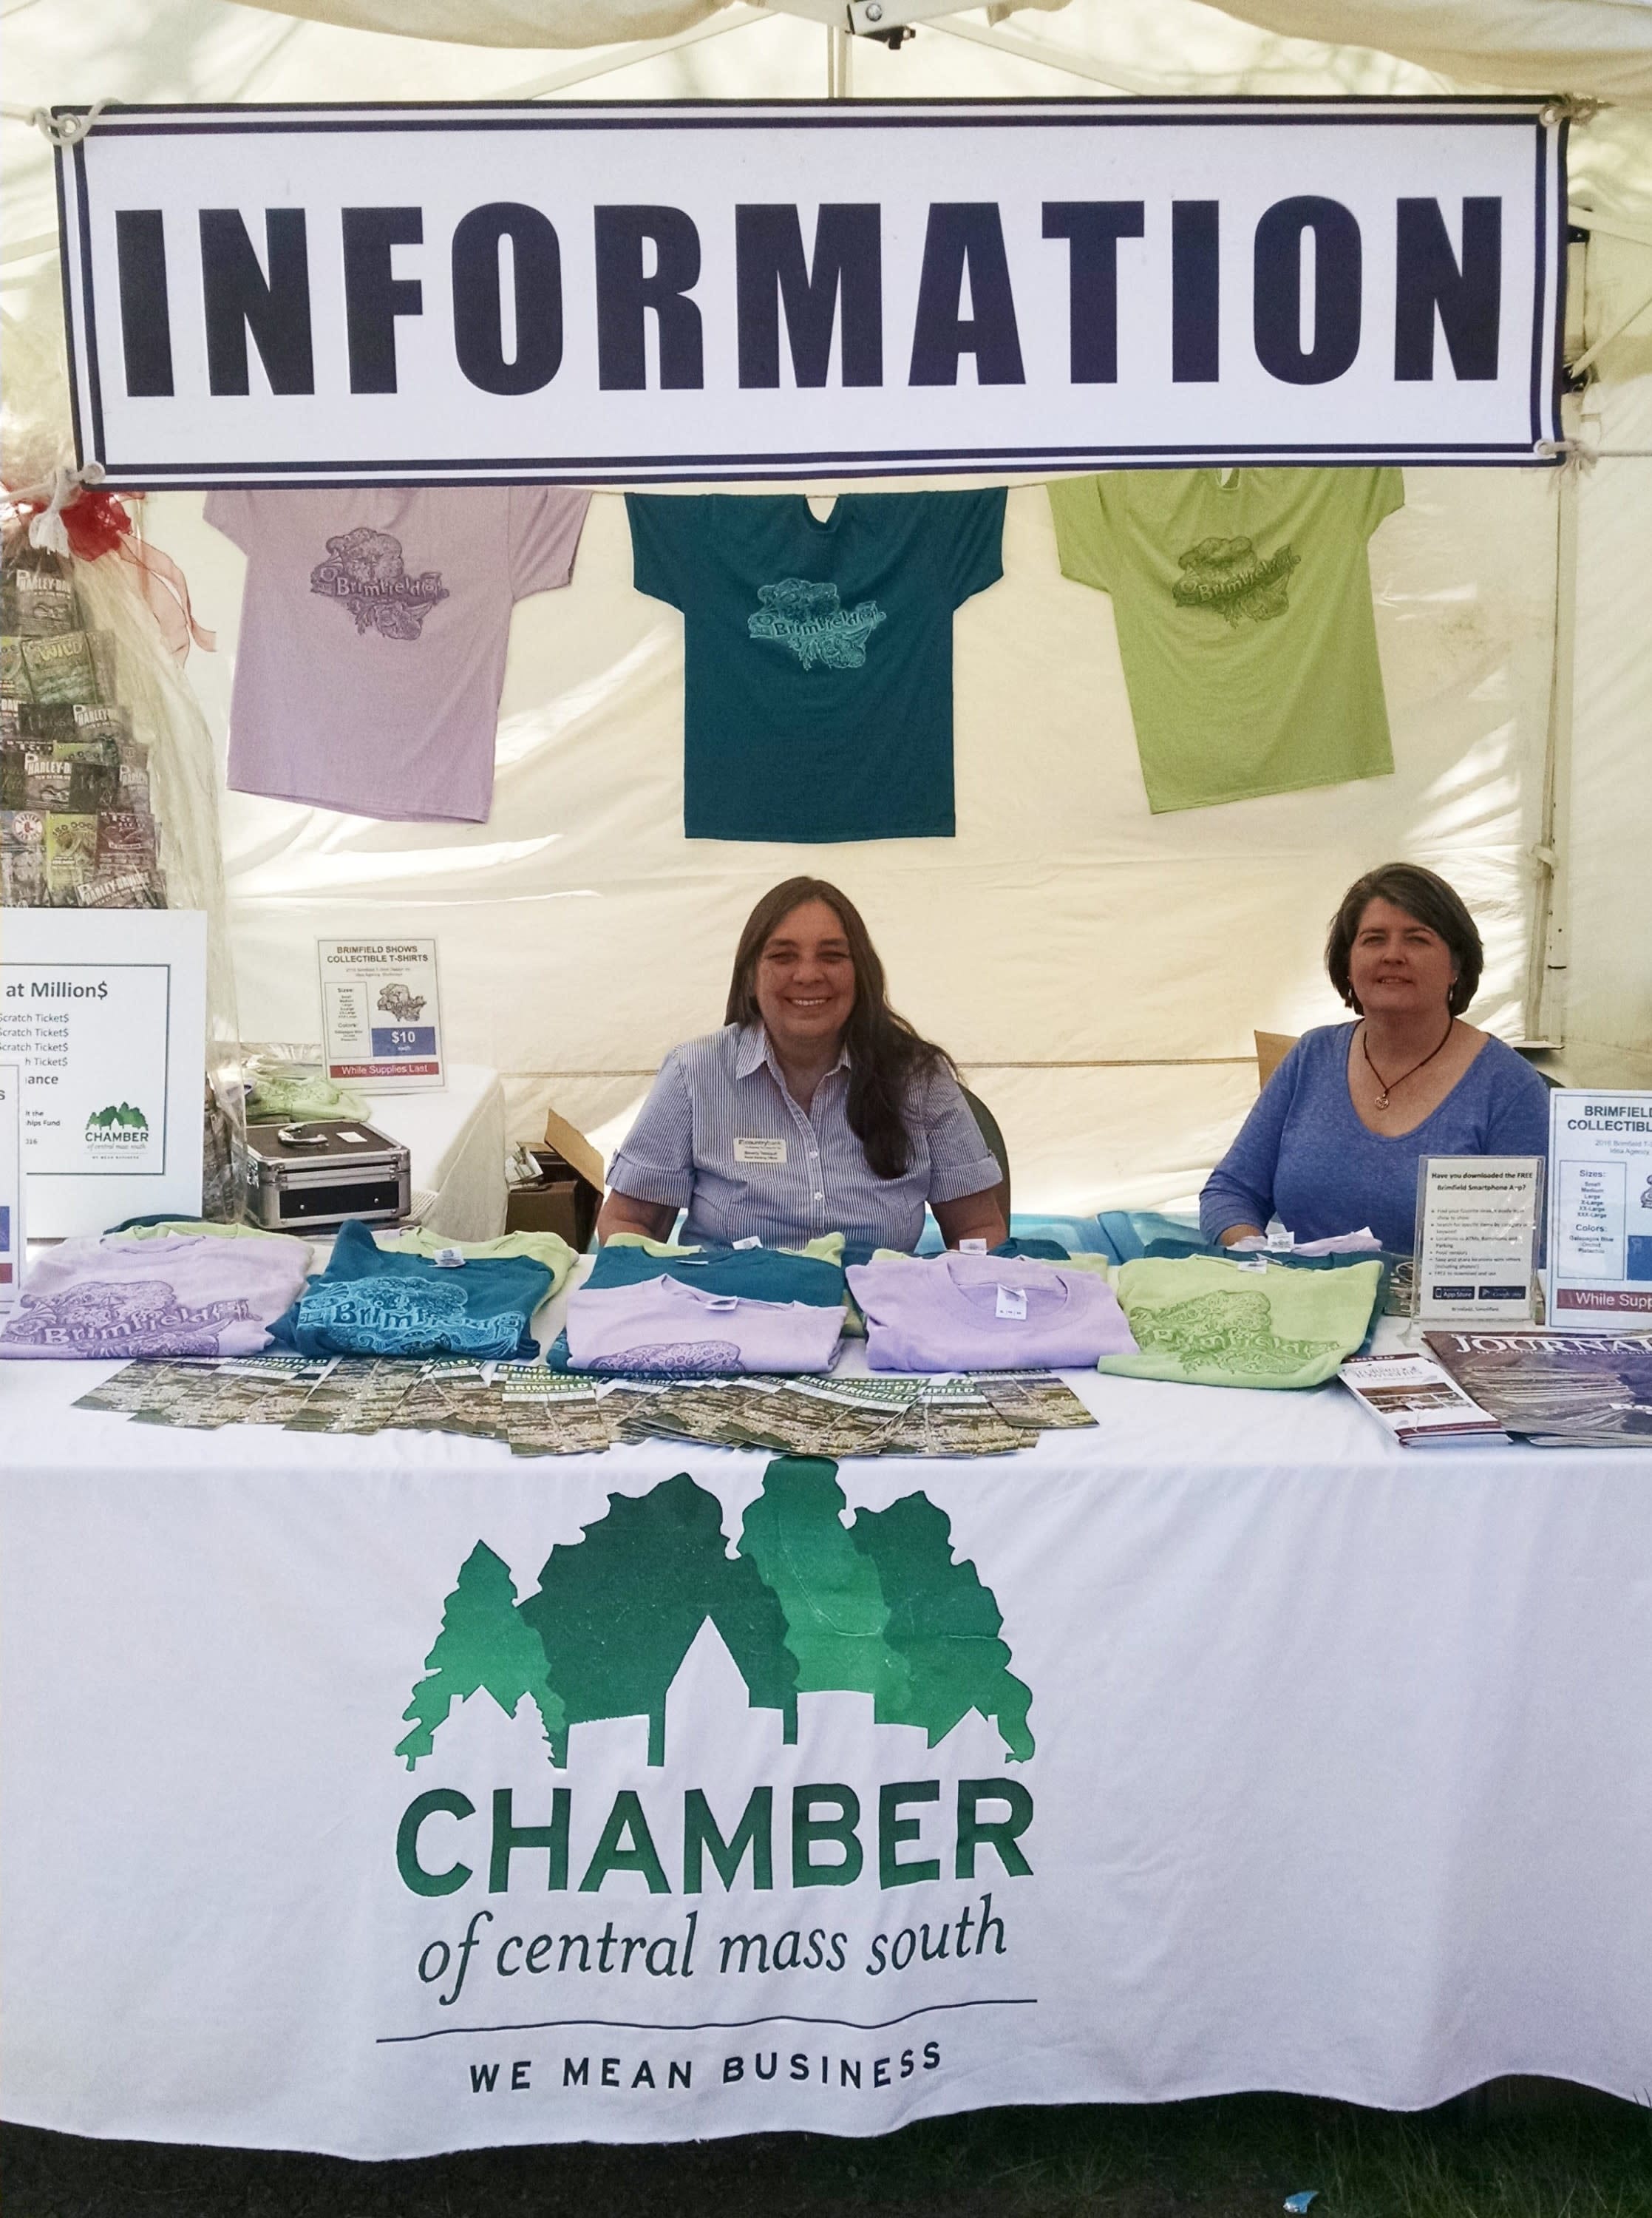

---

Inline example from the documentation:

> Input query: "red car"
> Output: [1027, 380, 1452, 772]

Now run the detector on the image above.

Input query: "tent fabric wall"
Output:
[1563, 368, 1652, 1088]
[221, 0, 1652, 105]
[159, 467, 1559, 1211]
[4, 0, 1649, 1208]
[1196, 0, 1652, 106]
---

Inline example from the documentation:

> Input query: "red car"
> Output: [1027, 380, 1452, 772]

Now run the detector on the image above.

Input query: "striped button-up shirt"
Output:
[607, 1025, 1002, 1256]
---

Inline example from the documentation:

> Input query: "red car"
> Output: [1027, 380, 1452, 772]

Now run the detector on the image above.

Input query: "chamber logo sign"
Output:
[399, 1457, 1033, 1771]
[390, 1459, 1038, 2097]
[84, 1100, 149, 1147]
[747, 580, 886, 671]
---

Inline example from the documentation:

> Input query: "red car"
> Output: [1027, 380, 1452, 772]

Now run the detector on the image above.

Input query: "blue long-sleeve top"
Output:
[1200, 1022, 1551, 1255]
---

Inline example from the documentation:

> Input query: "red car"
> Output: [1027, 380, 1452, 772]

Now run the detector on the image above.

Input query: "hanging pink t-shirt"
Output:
[205, 486, 591, 822]
[847, 1253, 1138, 1373]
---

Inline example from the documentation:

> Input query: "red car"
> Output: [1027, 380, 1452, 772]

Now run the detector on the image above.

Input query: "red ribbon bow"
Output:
[5, 482, 214, 662]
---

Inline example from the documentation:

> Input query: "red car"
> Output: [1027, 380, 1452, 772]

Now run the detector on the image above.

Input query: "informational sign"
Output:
[0, 1063, 22, 1315]
[0, 909, 206, 1238]
[55, 97, 1565, 485]
[1337, 1352, 1505, 1448]
[1413, 1155, 1543, 1326]
[319, 940, 444, 1093]
[1546, 1088, 1652, 1328]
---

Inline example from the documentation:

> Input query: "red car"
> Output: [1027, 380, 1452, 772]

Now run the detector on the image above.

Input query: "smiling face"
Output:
[752, 898, 857, 1059]
[1347, 896, 1458, 1021]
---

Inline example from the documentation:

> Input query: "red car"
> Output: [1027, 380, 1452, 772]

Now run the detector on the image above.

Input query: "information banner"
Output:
[319, 939, 445, 1092]
[1413, 1154, 1542, 1326]
[54, 97, 1566, 485]
[1546, 1088, 1652, 1328]
[0, 1064, 22, 1315]
[0, 909, 206, 1238]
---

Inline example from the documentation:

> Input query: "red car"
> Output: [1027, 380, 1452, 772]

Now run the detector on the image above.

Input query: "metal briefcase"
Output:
[240, 1118, 411, 1232]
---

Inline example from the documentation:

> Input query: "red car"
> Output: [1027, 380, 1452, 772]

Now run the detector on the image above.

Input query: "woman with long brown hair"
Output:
[598, 877, 1007, 1257]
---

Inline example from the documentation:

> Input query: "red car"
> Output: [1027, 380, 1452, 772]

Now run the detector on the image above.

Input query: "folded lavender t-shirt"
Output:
[847, 1253, 1137, 1373]
[564, 1275, 846, 1376]
[0, 1230, 313, 1360]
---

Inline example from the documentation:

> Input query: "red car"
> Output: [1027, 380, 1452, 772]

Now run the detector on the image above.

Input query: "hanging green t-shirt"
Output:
[1099, 1254, 1381, 1390]
[1048, 468, 1403, 814]
[628, 491, 1005, 842]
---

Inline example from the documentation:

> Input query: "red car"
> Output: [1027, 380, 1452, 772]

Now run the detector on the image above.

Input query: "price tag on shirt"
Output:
[734, 1137, 786, 1165]
[995, 1284, 1028, 1320]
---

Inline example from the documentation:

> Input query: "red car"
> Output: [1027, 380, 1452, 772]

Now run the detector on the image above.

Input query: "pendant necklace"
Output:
[1362, 1018, 1455, 1112]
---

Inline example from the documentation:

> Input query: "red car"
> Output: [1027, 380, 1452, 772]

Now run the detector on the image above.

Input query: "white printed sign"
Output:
[1413, 1155, 1542, 1326]
[0, 1063, 22, 1313]
[319, 939, 445, 1093]
[1546, 1089, 1652, 1328]
[0, 909, 206, 1237]
[55, 98, 1565, 484]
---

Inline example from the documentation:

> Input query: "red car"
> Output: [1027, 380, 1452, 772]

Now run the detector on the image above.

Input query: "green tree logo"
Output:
[398, 1458, 1033, 1772]
[85, 1102, 149, 1134]
[396, 1543, 565, 1766]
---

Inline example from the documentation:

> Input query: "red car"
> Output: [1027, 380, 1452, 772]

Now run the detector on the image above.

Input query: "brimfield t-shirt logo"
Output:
[310, 527, 449, 642]
[388, 1456, 1038, 2112]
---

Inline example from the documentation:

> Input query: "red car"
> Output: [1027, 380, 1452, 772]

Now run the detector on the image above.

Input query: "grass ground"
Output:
[7, 2088, 1651, 2218]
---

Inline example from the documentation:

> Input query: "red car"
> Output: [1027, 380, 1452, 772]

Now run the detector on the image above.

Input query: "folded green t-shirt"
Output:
[1100, 1255, 1381, 1390]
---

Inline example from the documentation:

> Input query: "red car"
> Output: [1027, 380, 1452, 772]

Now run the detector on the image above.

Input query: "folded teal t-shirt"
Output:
[271, 1219, 551, 1360]
[586, 1241, 846, 1306]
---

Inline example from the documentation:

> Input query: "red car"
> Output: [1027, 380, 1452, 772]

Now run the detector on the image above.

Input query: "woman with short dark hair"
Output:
[598, 877, 1007, 1256]
[1200, 862, 1551, 1254]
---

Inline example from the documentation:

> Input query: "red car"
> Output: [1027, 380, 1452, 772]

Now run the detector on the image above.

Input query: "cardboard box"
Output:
[506, 1107, 604, 1249]
[1254, 1030, 1298, 1091]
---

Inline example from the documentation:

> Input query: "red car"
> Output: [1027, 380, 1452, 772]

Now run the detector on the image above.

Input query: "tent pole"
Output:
[826, 24, 853, 96]
[1529, 432, 1580, 1050]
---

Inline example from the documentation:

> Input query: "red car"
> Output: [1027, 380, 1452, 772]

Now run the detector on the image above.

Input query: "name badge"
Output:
[735, 1137, 786, 1165]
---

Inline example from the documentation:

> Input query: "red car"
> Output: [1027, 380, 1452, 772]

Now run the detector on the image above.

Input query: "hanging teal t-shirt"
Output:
[627, 490, 1005, 842]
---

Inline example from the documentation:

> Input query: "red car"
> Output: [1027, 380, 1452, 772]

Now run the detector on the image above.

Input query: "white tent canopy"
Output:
[226, 0, 1652, 104]
[4, 0, 1649, 1210]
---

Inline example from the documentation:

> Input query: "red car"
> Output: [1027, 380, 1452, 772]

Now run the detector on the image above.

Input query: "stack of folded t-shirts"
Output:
[561, 1238, 849, 1376]
[270, 1219, 571, 1360]
[0, 1221, 313, 1359]
[1098, 1254, 1382, 1389]
[846, 1250, 1136, 1373]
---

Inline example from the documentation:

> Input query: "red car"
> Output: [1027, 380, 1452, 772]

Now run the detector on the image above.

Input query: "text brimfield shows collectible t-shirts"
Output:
[205, 487, 591, 822]
[1048, 467, 1403, 813]
[627, 490, 1006, 841]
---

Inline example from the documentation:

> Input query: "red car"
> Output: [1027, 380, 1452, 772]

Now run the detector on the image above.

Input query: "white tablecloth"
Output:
[2, 1344, 1648, 2157]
